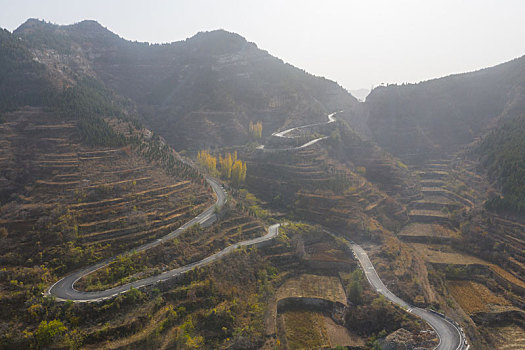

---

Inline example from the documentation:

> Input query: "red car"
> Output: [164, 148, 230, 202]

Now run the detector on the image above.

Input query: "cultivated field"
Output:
[399, 223, 456, 238]
[281, 311, 329, 349]
[276, 274, 346, 305]
[447, 280, 511, 314]
[488, 324, 525, 350]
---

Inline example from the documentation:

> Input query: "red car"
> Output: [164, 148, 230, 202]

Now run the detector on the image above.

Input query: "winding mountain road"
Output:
[267, 111, 468, 349]
[256, 111, 339, 151]
[350, 243, 468, 350]
[47, 178, 279, 302]
[271, 111, 338, 138]
[48, 110, 468, 349]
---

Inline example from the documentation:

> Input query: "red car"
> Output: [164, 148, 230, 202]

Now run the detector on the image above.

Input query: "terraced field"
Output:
[487, 215, 525, 279]
[280, 310, 330, 349]
[488, 324, 525, 350]
[275, 274, 347, 305]
[399, 223, 457, 241]
[447, 280, 511, 314]
[274, 274, 361, 349]
[246, 145, 404, 233]
[0, 107, 212, 270]
[408, 162, 467, 225]
[76, 208, 266, 291]
[394, 160, 478, 243]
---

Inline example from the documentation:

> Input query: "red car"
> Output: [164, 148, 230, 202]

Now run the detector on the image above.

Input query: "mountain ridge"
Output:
[12, 19, 361, 150]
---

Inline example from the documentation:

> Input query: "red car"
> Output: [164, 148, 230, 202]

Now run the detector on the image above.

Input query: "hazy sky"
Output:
[1, 0, 525, 90]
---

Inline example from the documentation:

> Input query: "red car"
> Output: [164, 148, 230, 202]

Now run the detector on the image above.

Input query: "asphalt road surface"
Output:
[47, 176, 278, 302]
[257, 111, 340, 152]
[271, 111, 338, 138]
[48, 112, 466, 350]
[350, 243, 466, 350]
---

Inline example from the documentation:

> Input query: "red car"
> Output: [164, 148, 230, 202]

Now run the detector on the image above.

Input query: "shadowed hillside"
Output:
[364, 55, 525, 162]
[14, 19, 361, 151]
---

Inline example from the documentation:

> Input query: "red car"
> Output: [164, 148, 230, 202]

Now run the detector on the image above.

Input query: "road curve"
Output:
[47, 176, 279, 302]
[350, 243, 467, 350]
[271, 111, 338, 138]
[257, 111, 340, 152]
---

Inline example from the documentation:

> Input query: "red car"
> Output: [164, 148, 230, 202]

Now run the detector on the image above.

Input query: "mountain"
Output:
[477, 114, 525, 215]
[14, 19, 362, 151]
[3, 18, 525, 349]
[364, 56, 525, 162]
[0, 28, 53, 110]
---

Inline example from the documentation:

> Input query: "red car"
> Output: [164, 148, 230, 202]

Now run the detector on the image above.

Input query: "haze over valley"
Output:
[1, 3, 525, 349]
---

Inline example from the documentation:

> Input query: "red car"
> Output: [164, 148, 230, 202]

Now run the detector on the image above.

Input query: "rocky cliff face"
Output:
[14, 19, 360, 151]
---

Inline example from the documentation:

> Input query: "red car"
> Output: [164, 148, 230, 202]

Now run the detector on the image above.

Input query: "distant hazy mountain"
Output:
[348, 88, 370, 102]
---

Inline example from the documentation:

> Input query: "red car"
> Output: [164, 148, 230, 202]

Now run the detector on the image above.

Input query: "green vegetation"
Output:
[54, 78, 126, 147]
[345, 292, 423, 337]
[0, 29, 53, 111]
[15, 19, 74, 54]
[34, 320, 68, 347]
[478, 115, 525, 214]
[76, 208, 265, 292]
[348, 268, 364, 305]
[0, 245, 276, 349]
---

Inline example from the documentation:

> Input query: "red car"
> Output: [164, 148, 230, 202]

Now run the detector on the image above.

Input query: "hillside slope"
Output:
[364, 55, 525, 162]
[14, 19, 361, 151]
[477, 114, 525, 215]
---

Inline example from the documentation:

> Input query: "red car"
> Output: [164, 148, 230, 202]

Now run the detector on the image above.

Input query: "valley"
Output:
[0, 18, 524, 350]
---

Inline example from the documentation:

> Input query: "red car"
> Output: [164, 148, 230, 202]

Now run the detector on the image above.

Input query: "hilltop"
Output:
[13, 19, 361, 150]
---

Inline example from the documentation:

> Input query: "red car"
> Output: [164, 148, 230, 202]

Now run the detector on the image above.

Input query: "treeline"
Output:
[249, 121, 262, 139]
[136, 136, 204, 184]
[0, 29, 54, 112]
[478, 115, 525, 215]
[50, 78, 129, 146]
[197, 150, 247, 185]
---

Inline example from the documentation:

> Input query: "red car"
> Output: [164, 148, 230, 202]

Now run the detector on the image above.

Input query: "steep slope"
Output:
[476, 114, 525, 215]
[0, 28, 54, 111]
[365, 55, 525, 162]
[14, 19, 361, 151]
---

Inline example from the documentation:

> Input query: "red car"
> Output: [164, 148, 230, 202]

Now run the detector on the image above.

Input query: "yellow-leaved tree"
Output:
[198, 150, 246, 186]
[249, 121, 262, 139]
[197, 150, 217, 176]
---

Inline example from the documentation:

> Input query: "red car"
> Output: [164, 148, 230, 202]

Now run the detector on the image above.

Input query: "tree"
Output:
[219, 153, 233, 179]
[231, 159, 247, 186]
[34, 320, 67, 347]
[197, 150, 217, 175]
[348, 269, 363, 305]
[249, 121, 262, 139]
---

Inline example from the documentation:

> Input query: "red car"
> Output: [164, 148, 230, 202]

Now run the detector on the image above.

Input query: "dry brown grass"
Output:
[490, 265, 525, 289]
[447, 280, 510, 314]
[488, 323, 525, 350]
[410, 243, 487, 265]
[399, 223, 456, 238]
[412, 243, 525, 289]
[282, 311, 329, 349]
[276, 274, 347, 305]
[323, 315, 365, 348]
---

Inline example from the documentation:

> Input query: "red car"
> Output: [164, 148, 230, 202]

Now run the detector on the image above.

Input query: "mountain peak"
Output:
[185, 29, 255, 54]
[69, 19, 106, 31]
[15, 18, 54, 33]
